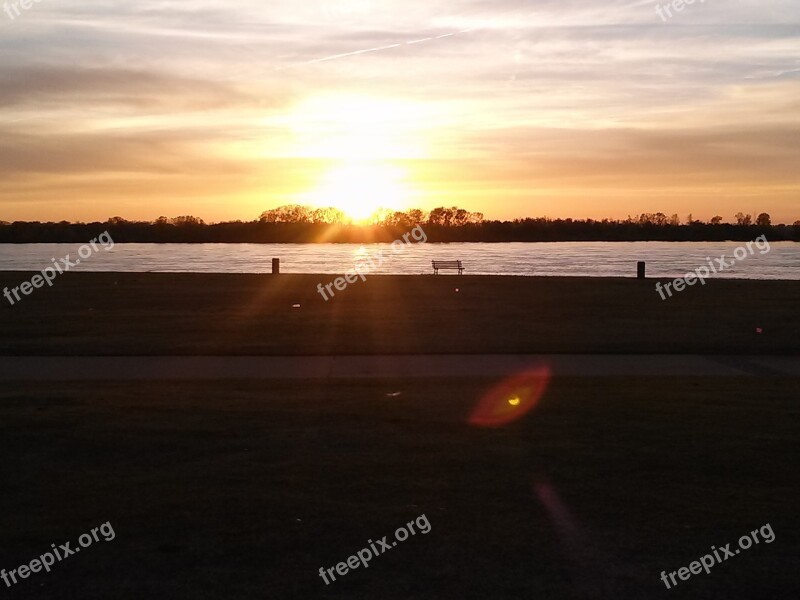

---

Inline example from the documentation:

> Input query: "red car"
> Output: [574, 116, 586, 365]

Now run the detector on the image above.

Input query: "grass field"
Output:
[1, 273, 798, 355]
[0, 377, 797, 599]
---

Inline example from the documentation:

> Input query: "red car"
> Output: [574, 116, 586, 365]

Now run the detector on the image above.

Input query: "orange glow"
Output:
[277, 94, 431, 222]
[469, 367, 551, 428]
[302, 161, 411, 222]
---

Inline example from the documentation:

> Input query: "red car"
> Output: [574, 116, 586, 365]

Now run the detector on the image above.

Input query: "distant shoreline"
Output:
[1, 239, 799, 244]
[1, 221, 797, 244]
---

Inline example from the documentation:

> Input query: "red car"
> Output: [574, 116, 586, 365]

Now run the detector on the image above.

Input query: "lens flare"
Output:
[468, 366, 550, 427]
[535, 481, 581, 539]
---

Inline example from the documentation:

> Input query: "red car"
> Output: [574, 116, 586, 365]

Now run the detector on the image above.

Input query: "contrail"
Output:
[275, 27, 480, 71]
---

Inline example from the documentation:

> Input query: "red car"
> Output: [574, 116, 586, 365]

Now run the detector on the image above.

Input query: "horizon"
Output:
[2, 207, 797, 227]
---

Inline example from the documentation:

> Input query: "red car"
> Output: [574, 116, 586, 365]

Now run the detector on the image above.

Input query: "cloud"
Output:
[0, 0, 798, 221]
[0, 67, 258, 110]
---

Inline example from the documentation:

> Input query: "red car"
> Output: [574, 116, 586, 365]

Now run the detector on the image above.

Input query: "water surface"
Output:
[0, 242, 797, 279]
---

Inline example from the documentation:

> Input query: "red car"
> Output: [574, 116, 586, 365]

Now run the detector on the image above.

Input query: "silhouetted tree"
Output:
[407, 209, 427, 225]
[710, 215, 724, 225]
[378, 210, 414, 228]
[427, 206, 482, 226]
[756, 212, 772, 227]
[638, 213, 669, 226]
[171, 216, 205, 226]
[310, 207, 346, 224]
[735, 212, 753, 226]
[259, 205, 312, 223]
[427, 207, 450, 226]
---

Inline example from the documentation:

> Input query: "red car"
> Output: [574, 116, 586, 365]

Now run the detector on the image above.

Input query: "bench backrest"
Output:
[432, 260, 462, 268]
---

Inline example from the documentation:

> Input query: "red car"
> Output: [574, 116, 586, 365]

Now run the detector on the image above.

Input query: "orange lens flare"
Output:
[468, 366, 551, 428]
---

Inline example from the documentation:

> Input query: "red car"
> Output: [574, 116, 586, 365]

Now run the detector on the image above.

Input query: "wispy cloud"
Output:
[274, 27, 481, 70]
[0, 0, 799, 222]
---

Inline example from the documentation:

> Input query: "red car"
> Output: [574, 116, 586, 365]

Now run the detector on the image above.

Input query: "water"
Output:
[0, 242, 797, 279]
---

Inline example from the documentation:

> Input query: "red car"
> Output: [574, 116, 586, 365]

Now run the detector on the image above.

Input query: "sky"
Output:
[1, 0, 799, 223]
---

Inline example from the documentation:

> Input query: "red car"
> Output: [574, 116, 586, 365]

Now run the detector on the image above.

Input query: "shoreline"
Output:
[2, 239, 799, 244]
[2, 270, 800, 282]
[1, 270, 800, 281]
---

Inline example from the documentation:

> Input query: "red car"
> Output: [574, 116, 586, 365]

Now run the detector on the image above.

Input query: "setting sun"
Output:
[279, 93, 431, 222]
[304, 162, 411, 222]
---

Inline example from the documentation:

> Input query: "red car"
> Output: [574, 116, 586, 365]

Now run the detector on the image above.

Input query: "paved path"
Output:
[0, 355, 798, 380]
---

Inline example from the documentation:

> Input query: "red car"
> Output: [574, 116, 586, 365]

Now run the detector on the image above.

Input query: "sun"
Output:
[279, 93, 432, 221]
[306, 161, 410, 222]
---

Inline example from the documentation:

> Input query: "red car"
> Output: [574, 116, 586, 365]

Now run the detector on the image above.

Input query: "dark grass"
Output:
[0, 273, 798, 355]
[0, 377, 797, 599]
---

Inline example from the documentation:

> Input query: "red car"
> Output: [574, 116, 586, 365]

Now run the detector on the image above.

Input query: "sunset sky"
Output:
[1, 0, 799, 223]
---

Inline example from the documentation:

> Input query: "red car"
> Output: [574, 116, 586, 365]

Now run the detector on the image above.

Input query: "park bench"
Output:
[432, 260, 464, 275]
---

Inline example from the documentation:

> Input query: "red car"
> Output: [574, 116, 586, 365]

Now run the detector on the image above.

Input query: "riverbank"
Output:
[1, 273, 798, 355]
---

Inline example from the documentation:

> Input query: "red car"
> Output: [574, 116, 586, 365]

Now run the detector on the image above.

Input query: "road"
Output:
[0, 355, 798, 380]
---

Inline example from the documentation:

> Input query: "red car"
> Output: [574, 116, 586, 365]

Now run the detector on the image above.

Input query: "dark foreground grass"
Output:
[0, 273, 798, 355]
[0, 377, 797, 599]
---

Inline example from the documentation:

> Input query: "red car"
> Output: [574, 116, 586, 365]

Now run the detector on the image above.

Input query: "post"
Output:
[272, 258, 280, 274]
[637, 261, 646, 279]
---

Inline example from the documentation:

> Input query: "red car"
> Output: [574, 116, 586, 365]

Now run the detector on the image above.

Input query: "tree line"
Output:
[0, 206, 797, 243]
[256, 205, 485, 227]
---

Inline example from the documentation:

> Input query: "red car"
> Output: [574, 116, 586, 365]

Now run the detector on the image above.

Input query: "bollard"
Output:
[637, 261, 646, 279]
[272, 258, 280, 274]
